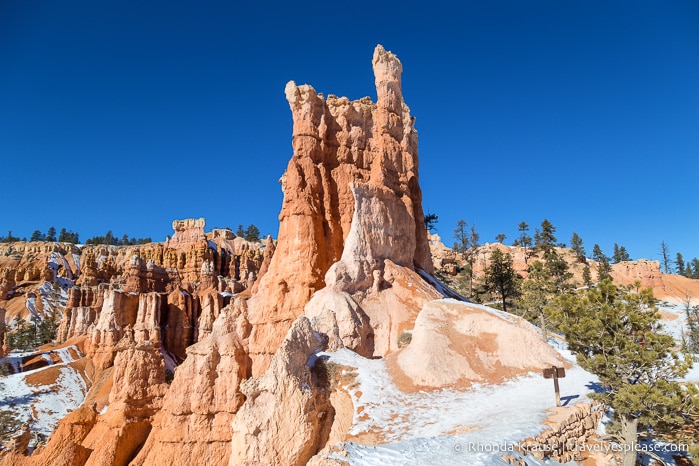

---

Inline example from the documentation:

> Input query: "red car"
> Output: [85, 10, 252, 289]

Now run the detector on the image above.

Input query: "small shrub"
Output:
[398, 331, 412, 348]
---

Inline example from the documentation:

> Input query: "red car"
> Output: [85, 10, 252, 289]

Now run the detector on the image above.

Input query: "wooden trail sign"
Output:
[543, 366, 566, 407]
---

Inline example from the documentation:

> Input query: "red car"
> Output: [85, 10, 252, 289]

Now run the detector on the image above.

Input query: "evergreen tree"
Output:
[517, 260, 555, 341]
[0, 407, 22, 443]
[530, 221, 572, 294]
[235, 224, 245, 237]
[56, 229, 79, 244]
[484, 249, 521, 313]
[1, 231, 20, 243]
[46, 227, 57, 242]
[582, 265, 592, 287]
[612, 243, 631, 263]
[546, 280, 696, 466]
[570, 232, 586, 262]
[545, 251, 573, 295]
[30, 230, 45, 242]
[494, 233, 506, 243]
[423, 212, 438, 232]
[676, 252, 686, 276]
[534, 219, 557, 254]
[592, 244, 612, 282]
[244, 224, 261, 242]
[692, 258, 699, 279]
[452, 220, 469, 254]
[619, 245, 630, 261]
[683, 294, 699, 354]
[7, 317, 36, 351]
[37, 311, 58, 344]
[470, 224, 480, 251]
[516, 221, 533, 263]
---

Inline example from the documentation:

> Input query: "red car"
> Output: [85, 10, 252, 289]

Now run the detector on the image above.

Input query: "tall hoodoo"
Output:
[246, 44, 433, 375]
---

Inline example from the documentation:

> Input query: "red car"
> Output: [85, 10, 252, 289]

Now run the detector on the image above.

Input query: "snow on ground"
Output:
[72, 253, 81, 275]
[38, 280, 69, 318]
[318, 346, 599, 466]
[655, 299, 699, 383]
[657, 300, 687, 344]
[25, 295, 38, 318]
[0, 346, 87, 443]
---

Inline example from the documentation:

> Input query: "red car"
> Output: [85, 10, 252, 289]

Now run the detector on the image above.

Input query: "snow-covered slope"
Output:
[0, 345, 88, 447]
[316, 344, 599, 465]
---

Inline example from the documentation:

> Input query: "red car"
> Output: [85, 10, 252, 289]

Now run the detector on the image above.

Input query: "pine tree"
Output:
[676, 252, 686, 276]
[683, 294, 699, 354]
[570, 232, 586, 262]
[546, 280, 695, 466]
[613, 243, 622, 263]
[494, 233, 506, 244]
[37, 311, 58, 345]
[244, 224, 260, 242]
[30, 230, 45, 242]
[592, 244, 612, 282]
[452, 220, 469, 254]
[46, 227, 57, 242]
[516, 221, 533, 264]
[534, 219, 557, 254]
[517, 260, 556, 341]
[582, 265, 592, 287]
[613, 243, 631, 263]
[484, 249, 521, 313]
[423, 212, 438, 232]
[619, 245, 630, 262]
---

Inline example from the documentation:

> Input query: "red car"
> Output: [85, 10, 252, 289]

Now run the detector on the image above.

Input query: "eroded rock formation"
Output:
[132, 302, 250, 466]
[246, 44, 434, 375]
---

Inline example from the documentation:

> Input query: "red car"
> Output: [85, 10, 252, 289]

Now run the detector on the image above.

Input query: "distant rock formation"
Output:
[0, 219, 265, 466]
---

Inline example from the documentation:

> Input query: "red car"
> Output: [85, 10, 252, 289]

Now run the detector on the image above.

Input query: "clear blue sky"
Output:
[1, 1, 698, 263]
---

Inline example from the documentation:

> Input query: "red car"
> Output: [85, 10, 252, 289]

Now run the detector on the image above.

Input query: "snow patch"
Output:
[417, 269, 468, 301]
[72, 253, 82, 275]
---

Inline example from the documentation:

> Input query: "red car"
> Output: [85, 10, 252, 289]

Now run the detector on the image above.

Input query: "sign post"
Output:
[542, 366, 566, 407]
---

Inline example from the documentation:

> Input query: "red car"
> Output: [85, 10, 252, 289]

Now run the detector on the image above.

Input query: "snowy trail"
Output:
[321, 347, 598, 466]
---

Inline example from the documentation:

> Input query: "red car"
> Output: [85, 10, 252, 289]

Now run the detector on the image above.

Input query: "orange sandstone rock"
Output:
[246, 44, 433, 376]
